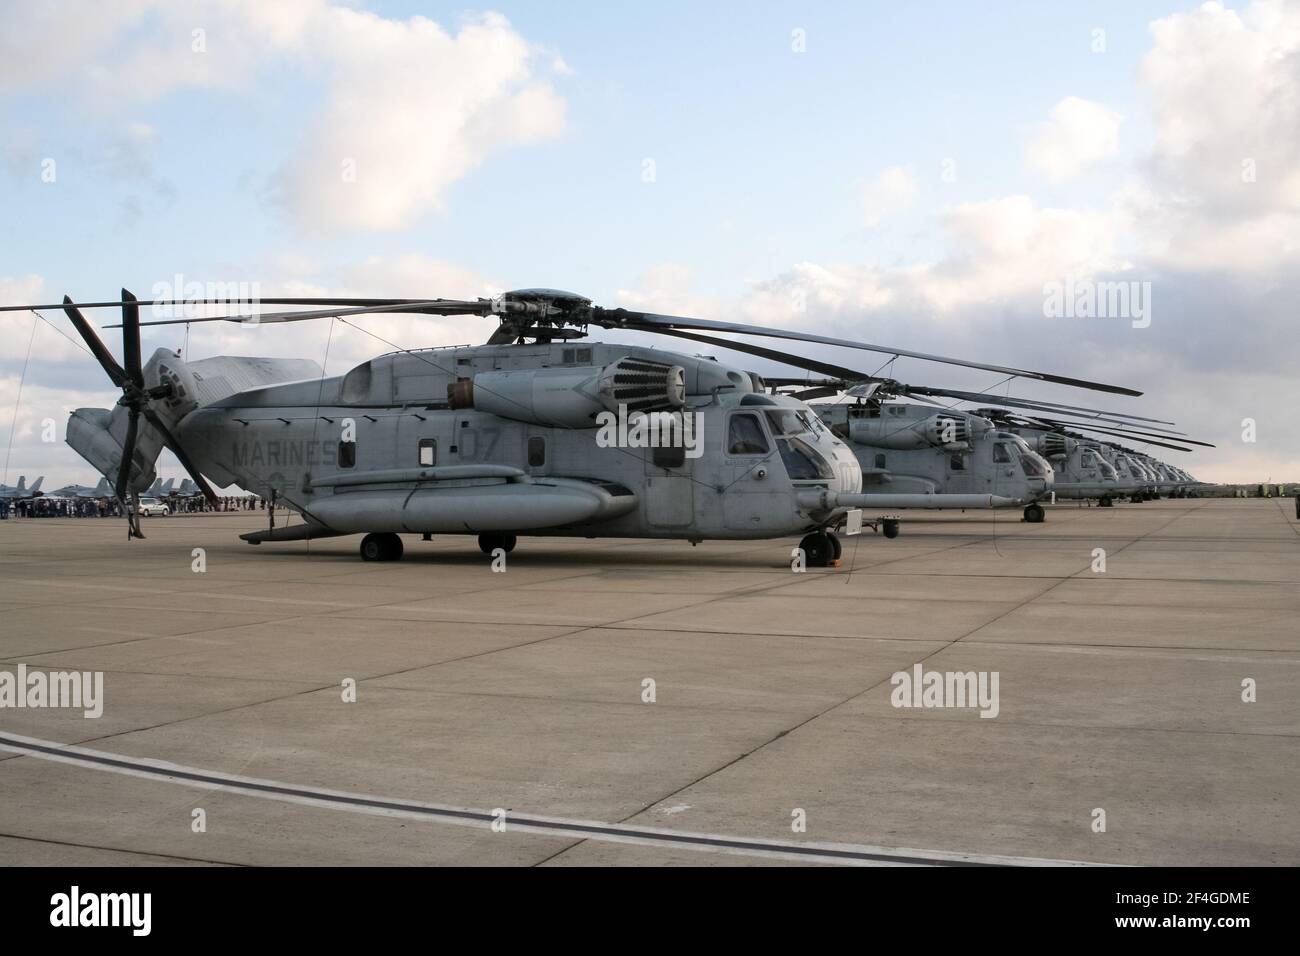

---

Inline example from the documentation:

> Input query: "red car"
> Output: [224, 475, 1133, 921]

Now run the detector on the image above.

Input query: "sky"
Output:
[2, 0, 1298, 487]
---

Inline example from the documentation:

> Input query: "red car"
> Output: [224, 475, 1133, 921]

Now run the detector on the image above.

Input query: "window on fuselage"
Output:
[528, 436, 546, 468]
[418, 439, 436, 467]
[339, 440, 356, 468]
[993, 442, 1013, 464]
[727, 413, 769, 455]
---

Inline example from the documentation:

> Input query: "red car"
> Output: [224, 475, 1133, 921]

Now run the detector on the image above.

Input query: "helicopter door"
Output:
[721, 411, 786, 532]
[945, 449, 976, 494]
[643, 413, 694, 528]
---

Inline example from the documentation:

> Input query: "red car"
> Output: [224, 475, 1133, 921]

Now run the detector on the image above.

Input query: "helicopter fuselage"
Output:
[166, 341, 865, 542]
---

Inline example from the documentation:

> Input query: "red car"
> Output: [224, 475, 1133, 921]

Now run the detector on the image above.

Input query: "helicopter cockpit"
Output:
[735, 392, 859, 491]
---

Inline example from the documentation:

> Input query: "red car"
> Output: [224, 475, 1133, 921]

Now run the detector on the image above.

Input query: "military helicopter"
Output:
[805, 398, 1055, 526]
[758, 372, 1196, 523]
[2, 287, 1143, 566]
[978, 409, 1213, 506]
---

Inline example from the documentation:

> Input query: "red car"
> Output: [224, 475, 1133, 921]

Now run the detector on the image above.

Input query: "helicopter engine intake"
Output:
[848, 412, 988, 451]
[448, 357, 686, 428]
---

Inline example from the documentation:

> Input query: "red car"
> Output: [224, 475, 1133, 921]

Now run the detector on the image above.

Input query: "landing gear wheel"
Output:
[799, 531, 833, 568]
[826, 531, 842, 561]
[1099, 495, 1113, 508]
[360, 532, 403, 562]
[882, 519, 900, 539]
[478, 533, 518, 555]
[1023, 503, 1045, 523]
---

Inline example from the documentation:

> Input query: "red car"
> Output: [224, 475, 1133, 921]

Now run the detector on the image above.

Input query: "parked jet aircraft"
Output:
[0, 476, 43, 501]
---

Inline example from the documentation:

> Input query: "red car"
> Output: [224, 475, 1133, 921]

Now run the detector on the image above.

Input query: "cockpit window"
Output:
[1130, 465, 1145, 478]
[776, 435, 835, 480]
[1019, 454, 1045, 477]
[993, 442, 1013, 464]
[1100, 462, 1117, 479]
[727, 413, 770, 455]
[764, 409, 816, 438]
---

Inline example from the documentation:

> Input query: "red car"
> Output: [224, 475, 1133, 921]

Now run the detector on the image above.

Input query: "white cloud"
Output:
[740, 195, 1124, 322]
[276, 10, 565, 231]
[0, 2, 566, 233]
[861, 165, 918, 226]
[1026, 97, 1122, 183]
[1134, 0, 1300, 271]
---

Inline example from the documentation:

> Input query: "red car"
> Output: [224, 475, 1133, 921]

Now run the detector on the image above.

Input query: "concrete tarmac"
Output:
[0, 497, 1296, 866]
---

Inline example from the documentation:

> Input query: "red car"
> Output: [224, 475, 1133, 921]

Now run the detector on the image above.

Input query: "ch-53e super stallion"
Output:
[806, 396, 1054, 526]
[3, 287, 1144, 566]
[760, 374, 1200, 525]
[975, 408, 1212, 506]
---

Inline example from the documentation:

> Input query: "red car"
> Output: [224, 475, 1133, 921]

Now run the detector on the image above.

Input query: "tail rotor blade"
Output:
[62, 296, 129, 388]
[115, 407, 145, 539]
[121, 289, 143, 387]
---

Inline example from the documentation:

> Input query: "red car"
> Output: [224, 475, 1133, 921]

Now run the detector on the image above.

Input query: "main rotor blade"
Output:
[1029, 418, 1211, 447]
[1, 296, 423, 314]
[140, 408, 218, 505]
[1036, 419, 1201, 451]
[648, 328, 877, 382]
[791, 386, 841, 401]
[904, 386, 1173, 424]
[1025, 413, 1201, 442]
[107, 299, 496, 328]
[62, 296, 130, 388]
[968, 402, 1187, 435]
[598, 308, 1142, 396]
[121, 289, 143, 388]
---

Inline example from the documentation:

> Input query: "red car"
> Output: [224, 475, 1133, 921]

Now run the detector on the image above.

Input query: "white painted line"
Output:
[0, 731, 1106, 867]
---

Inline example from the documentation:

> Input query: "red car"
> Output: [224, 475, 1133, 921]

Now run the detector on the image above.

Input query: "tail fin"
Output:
[29, 477, 42, 493]
[66, 407, 165, 495]
[16, 476, 25, 492]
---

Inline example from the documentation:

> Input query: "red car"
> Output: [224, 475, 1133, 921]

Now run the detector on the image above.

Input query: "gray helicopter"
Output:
[3, 287, 1142, 566]
[759, 372, 1197, 523]
[808, 397, 1055, 525]
[978, 410, 1212, 506]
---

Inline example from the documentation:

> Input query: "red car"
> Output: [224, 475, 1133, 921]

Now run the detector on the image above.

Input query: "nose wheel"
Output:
[798, 530, 841, 568]
[1023, 503, 1045, 523]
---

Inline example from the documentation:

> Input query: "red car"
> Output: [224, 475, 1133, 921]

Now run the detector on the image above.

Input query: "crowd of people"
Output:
[1, 495, 265, 519]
